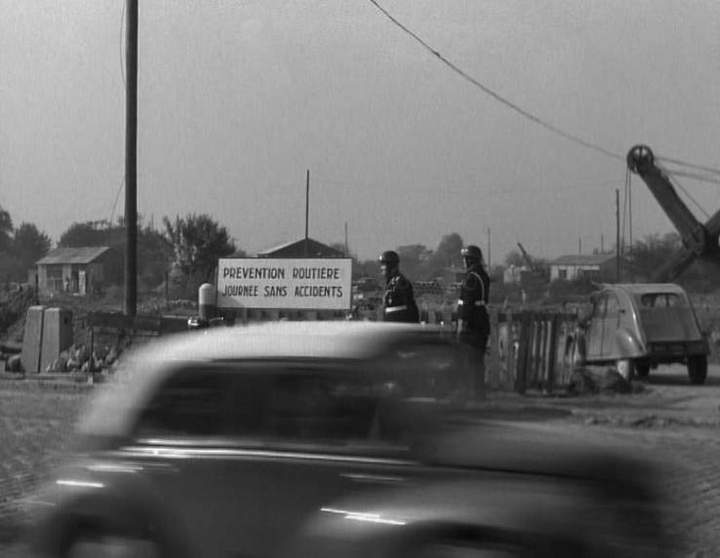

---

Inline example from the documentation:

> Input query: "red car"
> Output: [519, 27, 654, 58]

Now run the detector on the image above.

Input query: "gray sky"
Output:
[2, 0, 719, 263]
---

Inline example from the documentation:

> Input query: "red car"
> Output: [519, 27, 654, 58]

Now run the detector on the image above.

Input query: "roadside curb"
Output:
[0, 374, 94, 392]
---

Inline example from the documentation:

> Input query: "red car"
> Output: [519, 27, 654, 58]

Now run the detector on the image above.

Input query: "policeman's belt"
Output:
[385, 305, 408, 313]
[457, 300, 485, 307]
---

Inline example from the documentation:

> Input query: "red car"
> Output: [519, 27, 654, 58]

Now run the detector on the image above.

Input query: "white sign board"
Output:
[217, 258, 352, 310]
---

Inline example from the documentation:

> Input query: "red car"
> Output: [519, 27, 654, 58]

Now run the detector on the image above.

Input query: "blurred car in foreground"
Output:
[576, 282, 709, 383]
[28, 322, 675, 557]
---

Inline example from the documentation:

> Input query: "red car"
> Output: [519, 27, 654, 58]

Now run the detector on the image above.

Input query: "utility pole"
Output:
[616, 188, 621, 282]
[486, 227, 491, 268]
[344, 222, 349, 257]
[578, 237, 582, 254]
[628, 176, 633, 256]
[304, 170, 310, 257]
[124, 0, 138, 316]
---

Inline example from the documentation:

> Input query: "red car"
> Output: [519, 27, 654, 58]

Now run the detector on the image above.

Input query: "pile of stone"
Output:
[567, 367, 644, 395]
[45, 343, 125, 374]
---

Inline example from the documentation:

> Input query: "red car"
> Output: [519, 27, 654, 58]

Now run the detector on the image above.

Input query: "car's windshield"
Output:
[637, 293, 688, 308]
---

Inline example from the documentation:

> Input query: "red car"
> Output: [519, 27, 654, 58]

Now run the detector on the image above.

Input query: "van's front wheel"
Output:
[635, 362, 650, 378]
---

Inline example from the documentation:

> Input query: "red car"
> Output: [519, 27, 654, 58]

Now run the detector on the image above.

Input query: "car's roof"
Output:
[602, 282, 688, 296]
[126, 321, 439, 364]
[78, 321, 445, 440]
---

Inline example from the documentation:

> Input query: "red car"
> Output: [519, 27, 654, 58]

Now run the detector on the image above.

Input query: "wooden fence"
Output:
[487, 310, 580, 393]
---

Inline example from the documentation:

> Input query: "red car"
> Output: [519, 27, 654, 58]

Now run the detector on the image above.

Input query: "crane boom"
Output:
[627, 144, 720, 281]
[516, 242, 537, 272]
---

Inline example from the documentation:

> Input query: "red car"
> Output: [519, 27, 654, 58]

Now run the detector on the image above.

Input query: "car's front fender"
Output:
[281, 478, 599, 558]
[613, 327, 646, 359]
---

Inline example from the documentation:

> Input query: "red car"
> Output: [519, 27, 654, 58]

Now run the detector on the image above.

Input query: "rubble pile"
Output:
[45, 342, 128, 375]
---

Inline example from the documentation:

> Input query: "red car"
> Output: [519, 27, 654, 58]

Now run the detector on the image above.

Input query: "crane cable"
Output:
[656, 162, 711, 219]
[367, 0, 624, 162]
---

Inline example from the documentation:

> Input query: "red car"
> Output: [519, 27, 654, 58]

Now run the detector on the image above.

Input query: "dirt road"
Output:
[1, 366, 719, 556]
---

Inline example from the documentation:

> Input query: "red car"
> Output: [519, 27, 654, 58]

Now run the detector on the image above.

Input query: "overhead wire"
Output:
[109, 174, 126, 226]
[367, 0, 624, 162]
[659, 169, 720, 186]
[120, 1, 127, 89]
[657, 162, 711, 219]
[656, 155, 720, 177]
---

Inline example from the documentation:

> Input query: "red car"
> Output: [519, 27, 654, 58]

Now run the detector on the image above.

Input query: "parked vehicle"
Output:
[576, 283, 709, 383]
[28, 322, 674, 557]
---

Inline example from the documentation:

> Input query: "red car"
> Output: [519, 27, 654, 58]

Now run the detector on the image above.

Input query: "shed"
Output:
[257, 237, 345, 258]
[549, 253, 619, 282]
[35, 246, 120, 295]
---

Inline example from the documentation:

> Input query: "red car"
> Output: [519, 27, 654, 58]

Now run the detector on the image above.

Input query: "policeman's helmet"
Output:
[461, 245, 483, 262]
[378, 250, 400, 267]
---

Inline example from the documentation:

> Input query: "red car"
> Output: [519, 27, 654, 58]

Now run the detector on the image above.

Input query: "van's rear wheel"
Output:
[687, 355, 707, 385]
[635, 362, 650, 378]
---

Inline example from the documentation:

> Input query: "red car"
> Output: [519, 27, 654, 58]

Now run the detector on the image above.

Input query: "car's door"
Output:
[123, 360, 431, 558]
[585, 293, 607, 360]
[600, 292, 621, 359]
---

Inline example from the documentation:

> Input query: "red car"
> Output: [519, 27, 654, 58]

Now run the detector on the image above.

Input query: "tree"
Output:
[504, 250, 526, 268]
[59, 220, 118, 248]
[13, 223, 51, 271]
[0, 206, 14, 252]
[58, 219, 176, 289]
[163, 214, 236, 294]
[396, 244, 432, 280]
[426, 233, 464, 278]
[629, 233, 682, 281]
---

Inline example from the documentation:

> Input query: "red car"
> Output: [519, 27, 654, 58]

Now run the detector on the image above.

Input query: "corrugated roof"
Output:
[36, 246, 112, 265]
[257, 237, 345, 258]
[549, 253, 618, 266]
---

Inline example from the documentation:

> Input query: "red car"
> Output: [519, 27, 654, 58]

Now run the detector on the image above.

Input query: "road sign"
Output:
[217, 258, 352, 310]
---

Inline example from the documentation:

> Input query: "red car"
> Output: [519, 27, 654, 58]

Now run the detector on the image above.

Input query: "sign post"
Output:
[217, 258, 352, 312]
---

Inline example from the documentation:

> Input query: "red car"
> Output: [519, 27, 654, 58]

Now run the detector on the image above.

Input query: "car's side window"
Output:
[605, 294, 620, 318]
[134, 367, 233, 438]
[261, 372, 378, 443]
[224, 364, 425, 450]
[589, 294, 606, 321]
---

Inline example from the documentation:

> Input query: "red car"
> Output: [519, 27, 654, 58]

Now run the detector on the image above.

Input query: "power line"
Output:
[657, 162, 711, 219]
[109, 174, 125, 225]
[656, 155, 720, 177]
[367, 0, 624, 161]
[119, 1, 127, 89]
[660, 169, 720, 186]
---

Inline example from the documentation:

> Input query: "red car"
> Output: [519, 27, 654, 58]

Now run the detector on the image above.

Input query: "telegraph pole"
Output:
[124, 0, 138, 316]
[616, 188, 621, 282]
[304, 170, 310, 257]
[486, 227, 491, 268]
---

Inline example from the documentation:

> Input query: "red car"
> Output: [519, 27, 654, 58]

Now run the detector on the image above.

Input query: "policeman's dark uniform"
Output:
[458, 259, 490, 349]
[457, 245, 490, 398]
[379, 251, 419, 323]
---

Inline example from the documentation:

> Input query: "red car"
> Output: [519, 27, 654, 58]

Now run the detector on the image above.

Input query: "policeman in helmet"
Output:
[378, 250, 419, 323]
[457, 244, 491, 398]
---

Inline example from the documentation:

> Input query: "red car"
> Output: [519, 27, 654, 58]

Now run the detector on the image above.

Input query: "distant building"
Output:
[257, 237, 345, 259]
[503, 264, 530, 285]
[35, 246, 120, 295]
[549, 253, 619, 282]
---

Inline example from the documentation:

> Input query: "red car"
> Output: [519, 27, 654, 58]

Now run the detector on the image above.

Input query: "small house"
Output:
[549, 253, 619, 282]
[257, 237, 345, 258]
[35, 246, 120, 295]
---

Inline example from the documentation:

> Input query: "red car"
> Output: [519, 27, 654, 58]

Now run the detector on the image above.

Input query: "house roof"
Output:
[257, 237, 345, 258]
[36, 246, 112, 265]
[549, 253, 618, 266]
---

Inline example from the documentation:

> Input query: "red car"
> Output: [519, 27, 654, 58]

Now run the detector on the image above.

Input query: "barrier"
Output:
[489, 310, 578, 393]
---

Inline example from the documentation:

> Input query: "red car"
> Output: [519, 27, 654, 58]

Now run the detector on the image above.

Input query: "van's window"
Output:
[640, 293, 686, 308]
